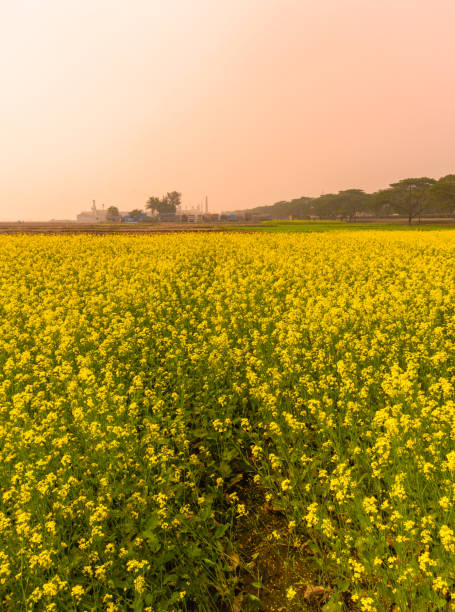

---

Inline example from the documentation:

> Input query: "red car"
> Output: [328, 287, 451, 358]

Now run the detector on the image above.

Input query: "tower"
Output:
[205, 196, 208, 214]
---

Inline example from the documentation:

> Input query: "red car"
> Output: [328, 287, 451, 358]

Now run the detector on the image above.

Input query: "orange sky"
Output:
[1, 0, 455, 220]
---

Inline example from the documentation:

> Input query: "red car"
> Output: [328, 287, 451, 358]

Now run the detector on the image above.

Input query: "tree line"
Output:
[104, 192, 182, 222]
[246, 175, 455, 224]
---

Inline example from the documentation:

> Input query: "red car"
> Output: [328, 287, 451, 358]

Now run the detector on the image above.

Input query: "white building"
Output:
[77, 201, 108, 223]
[179, 205, 204, 222]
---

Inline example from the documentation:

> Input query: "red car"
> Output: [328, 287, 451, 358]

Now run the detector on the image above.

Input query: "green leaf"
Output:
[248, 594, 261, 602]
[145, 594, 155, 605]
[219, 462, 232, 477]
[214, 524, 229, 538]
[144, 532, 161, 553]
[203, 557, 216, 566]
[188, 545, 202, 558]
[200, 505, 212, 520]
[163, 573, 177, 585]
[145, 513, 160, 531]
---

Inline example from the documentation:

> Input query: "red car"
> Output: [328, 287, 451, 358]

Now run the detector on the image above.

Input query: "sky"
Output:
[1, 0, 455, 220]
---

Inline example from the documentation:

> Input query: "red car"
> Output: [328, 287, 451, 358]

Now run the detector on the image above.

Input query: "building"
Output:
[124, 213, 148, 223]
[77, 201, 108, 223]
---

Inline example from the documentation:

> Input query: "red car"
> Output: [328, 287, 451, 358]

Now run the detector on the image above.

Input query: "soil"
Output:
[230, 485, 329, 611]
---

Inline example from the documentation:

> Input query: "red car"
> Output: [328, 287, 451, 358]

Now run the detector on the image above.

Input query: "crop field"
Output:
[233, 220, 455, 233]
[2, 231, 455, 610]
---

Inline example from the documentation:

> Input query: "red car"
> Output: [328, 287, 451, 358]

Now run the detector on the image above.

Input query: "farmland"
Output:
[1, 231, 455, 610]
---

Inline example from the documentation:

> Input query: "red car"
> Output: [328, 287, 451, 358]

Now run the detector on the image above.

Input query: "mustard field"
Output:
[2, 232, 455, 611]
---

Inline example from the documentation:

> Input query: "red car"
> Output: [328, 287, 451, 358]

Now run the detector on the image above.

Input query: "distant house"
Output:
[123, 213, 148, 223]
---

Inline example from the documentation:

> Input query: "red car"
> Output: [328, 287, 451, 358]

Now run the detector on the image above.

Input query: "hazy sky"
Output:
[1, 0, 455, 220]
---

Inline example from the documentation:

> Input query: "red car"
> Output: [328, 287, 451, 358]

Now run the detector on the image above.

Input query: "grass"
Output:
[229, 220, 455, 232]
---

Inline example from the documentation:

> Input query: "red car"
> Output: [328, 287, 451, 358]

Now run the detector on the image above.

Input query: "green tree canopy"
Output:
[429, 175, 455, 212]
[106, 206, 120, 222]
[374, 177, 436, 224]
[165, 191, 181, 211]
[146, 192, 181, 214]
[336, 189, 371, 221]
[128, 209, 144, 220]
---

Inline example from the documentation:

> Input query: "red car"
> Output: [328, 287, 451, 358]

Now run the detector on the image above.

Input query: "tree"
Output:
[336, 189, 371, 221]
[225, 173, 455, 221]
[146, 197, 163, 214]
[240, 197, 312, 219]
[165, 191, 182, 211]
[376, 178, 436, 224]
[106, 206, 120, 222]
[371, 189, 393, 217]
[429, 175, 455, 214]
[146, 192, 181, 215]
[313, 194, 338, 219]
[128, 209, 144, 221]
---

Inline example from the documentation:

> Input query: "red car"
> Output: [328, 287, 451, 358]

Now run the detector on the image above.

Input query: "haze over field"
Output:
[1, 0, 455, 220]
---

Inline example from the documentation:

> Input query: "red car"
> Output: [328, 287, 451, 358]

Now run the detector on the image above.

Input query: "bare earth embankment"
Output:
[0, 222, 228, 234]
